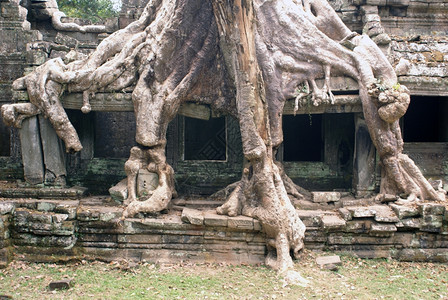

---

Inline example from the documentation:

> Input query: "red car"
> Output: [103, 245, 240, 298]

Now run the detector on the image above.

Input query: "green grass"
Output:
[0, 251, 447, 299]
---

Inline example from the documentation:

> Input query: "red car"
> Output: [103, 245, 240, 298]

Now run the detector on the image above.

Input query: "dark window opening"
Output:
[403, 96, 448, 143]
[94, 112, 137, 158]
[0, 114, 10, 156]
[332, 90, 359, 95]
[184, 117, 226, 161]
[283, 114, 323, 162]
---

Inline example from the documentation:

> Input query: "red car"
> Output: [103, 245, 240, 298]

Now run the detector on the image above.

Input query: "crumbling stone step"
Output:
[0, 186, 87, 199]
[172, 198, 225, 209]
[346, 205, 399, 223]
[180, 208, 261, 231]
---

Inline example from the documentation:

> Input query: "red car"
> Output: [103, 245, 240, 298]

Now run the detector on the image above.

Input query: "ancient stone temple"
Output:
[0, 0, 447, 272]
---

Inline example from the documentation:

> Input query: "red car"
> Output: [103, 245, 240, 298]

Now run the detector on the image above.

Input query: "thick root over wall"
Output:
[2, 0, 445, 281]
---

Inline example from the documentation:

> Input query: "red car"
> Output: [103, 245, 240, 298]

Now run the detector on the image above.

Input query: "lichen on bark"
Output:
[2, 0, 445, 281]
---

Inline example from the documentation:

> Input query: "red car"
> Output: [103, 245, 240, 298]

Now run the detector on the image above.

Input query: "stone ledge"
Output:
[0, 186, 88, 199]
[0, 197, 447, 268]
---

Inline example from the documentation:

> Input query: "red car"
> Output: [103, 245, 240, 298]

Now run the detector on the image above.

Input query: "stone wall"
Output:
[0, 201, 14, 267]
[1, 198, 447, 267]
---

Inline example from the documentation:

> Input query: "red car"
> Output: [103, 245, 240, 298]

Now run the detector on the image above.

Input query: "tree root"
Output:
[381, 153, 446, 202]
[217, 159, 306, 275]
[123, 145, 177, 218]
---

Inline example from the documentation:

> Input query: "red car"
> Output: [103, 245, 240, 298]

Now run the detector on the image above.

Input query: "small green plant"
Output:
[392, 82, 401, 91]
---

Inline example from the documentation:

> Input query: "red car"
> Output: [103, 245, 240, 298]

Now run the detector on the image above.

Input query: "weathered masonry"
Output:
[1, 197, 448, 268]
[0, 0, 447, 267]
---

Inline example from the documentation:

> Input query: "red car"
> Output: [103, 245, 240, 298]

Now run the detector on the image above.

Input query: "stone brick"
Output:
[390, 203, 420, 219]
[19, 117, 44, 184]
[203, 211, 228, 227]
[420, 215, 443, 233]
[37, 202, 56, 212]
[253, 219, 262, 231]
[54, 203, 77, 220]
[49, 279, 74, 291]
[370, 223, 397, 236]
[395, 218, 421, 230]
[418, 203, 446, 216]
[322, 214, 346, 231]
[227, 215, 254, 230]
[0, 203, 14, 215]
[51, 221, 76, 236]
[396, 248, 448, 263]
[378, 194, 399, 203]
[297, 210, 324, 227]
[316, 255, 342, 270]
[38, 116, 67, 184]
[137, 169, 158, 197]
[181, 208, 204, 226]
[29, 212, 52, 224]
[304, 230, 327, 243]
[338, 208, 352, 221]
[312, 192, 341, 203]
[345, 220, 372, 233]
[109, 178, 128, 203]
[347, 206, 376, 218]
[117, 234, 160, 244]
[374, 206, 399, 223]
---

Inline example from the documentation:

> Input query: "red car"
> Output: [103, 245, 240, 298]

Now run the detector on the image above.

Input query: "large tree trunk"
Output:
[2, 0, 445, 282]
[211, 1, 306, 278]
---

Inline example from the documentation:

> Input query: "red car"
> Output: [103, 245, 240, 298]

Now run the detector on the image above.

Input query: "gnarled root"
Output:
[1, 103, 40, 128]
[216, 169, 249, 217]
[274, 160, 310, 201]
[217, 157, 306, 275]
[369, 84, 410, 124]
[123, 145, 177, 218]
[380, 153, 446, 202]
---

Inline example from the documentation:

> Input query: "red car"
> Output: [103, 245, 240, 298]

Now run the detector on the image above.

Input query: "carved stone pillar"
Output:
[353, 113, 377, 197]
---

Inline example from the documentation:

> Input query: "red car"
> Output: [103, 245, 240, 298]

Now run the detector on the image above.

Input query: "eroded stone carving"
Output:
[1, 0, 445, 282]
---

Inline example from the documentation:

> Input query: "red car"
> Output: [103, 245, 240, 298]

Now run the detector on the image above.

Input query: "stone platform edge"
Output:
[0, 198, 447, 268]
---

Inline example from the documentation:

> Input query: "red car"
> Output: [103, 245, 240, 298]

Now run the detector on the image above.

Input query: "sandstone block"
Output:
[312, 192, 341, 203]
[29, 211, 52, 224]
[37, 201, 56, 212]
[316, 255, 342, 271]
[420, 215, 443, 233]
[55, 204, 77, 220]
[345, 220, 372, 233]
[370, 223, 397, 236]
[347, 206, 376, 218]
[0, 203, 14, 215]
[338, 208, 352, 221]
[109, 178, 128, 203]
[203, 211, 228, 227]
[418, 203, 446, 216]
[181, 208, 204, 226]
[227, 215, 254, 230]
[395, 218, 421, 230]
[19, 117, 44, 184]
[253, 219, 262, 231]
[374, 206, 399, 223]
[38, 116, 67, 184]
[378, 194, 399, 203]
[322, 215, 346, 231]
[390, 203, 420, 219]
[49, 279, 74, 291]
[137, 169, 158, 197]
